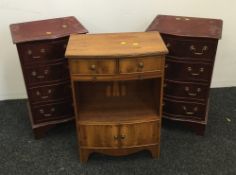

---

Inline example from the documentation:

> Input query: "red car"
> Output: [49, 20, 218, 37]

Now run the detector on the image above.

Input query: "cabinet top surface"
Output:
[10, 16, 88, 44]
[66, 32, 168, 58]
[147, 15, 223, 39]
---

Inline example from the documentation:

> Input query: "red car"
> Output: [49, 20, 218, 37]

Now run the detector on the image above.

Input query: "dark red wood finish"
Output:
[147, 15, 223, 135]
[10, 16, 88, 138]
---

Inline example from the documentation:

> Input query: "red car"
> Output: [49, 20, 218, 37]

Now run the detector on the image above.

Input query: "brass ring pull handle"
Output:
[90, 64, 96, 71]
[187, 67, 204, 76]
[138, 62, 144, 69]
[182, 106, 198, 115]
[32, 56, 41, 59]
[190, 45, 208, 55]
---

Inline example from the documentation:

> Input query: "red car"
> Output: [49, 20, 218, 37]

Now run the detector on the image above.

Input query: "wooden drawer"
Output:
[163, 99, 206, 120]
[163, 36, 217, 60]
[79, 124, 119, 148]
[119, 56, 163, 74]
[165, 58, 212, 82]
[70, 59, 116, 75]
[19, 39, 68, 65]
[79, 121, 159, 149]
[24, 61, 69, 86]
[28, 81, 72, 104]
[120, 121, 159, 148]
[32, 100, 73, 124]
[164, 80, 209, 101]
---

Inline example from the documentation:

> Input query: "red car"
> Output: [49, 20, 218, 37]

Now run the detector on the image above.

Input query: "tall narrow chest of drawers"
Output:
[10, 17, 88, 138]
[147, 15, 223, 135]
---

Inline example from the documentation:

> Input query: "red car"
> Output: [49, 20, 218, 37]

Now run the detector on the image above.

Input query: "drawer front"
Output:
[165, 58, 212, 82]
[163, 37, 217, 59]
[28, 82, 72, 103]
[20, 39, 68, 65]
[24, 61, 69, 85]
[119, 56, 163, 74]
[70, 59, 116, 75]
[163, 99, 206, 120]
[120, 121, 159, 148]
[32, 101, 73, 124]
[79, 124, 119, 148]
[164, 80, 209, 101]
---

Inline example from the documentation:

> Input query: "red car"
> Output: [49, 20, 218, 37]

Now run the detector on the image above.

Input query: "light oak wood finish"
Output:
[66, 32, 167, 162]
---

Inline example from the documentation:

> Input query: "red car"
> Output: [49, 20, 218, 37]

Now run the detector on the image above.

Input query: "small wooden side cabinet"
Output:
[10, 17, 88, 139]
[147, 15, 223, 135]
[66, 32, 168, 162]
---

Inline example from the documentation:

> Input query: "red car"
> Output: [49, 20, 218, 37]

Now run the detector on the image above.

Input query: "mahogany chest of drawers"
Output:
[10, 16, 88, 138]
[147, 15, 223, 135]
[66, 32, 168, 162]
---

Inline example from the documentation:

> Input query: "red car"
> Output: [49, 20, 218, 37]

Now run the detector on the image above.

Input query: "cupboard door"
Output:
[79, 124, 119, 148]
[120, 121, 159, 148]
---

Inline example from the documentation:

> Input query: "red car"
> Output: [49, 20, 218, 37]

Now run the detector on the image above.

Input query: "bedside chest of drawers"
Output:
[147, 15, 223, 135]
[10, 16, 88, 139]
[65, 32, 168, 162]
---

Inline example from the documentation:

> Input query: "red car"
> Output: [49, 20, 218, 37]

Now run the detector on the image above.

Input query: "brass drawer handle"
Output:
[185, 86, 199, 97]
[44, 114, 52, 117]
[27, 50, 32, 55]
[120, 135, 126, 140]
[188, 93, 197, 97]
[187, 67, 204, 76]
[90, 64, 96, 71]
[32, 71, 37, 76]
[138, 62, 144, 69]
[114, 136, 119, 140]
[40, 49, 45, 53]
[182, 106, 198, 115]
[114, 135, 126, 140]
[165, 64, 168, 69]
[190, 45, 208, 55]
[185, 111, 194, 115]
[41, 96, 49, 99]
[32, 56, 41, 59]
[191, 73, 200, 76]
[166, 43, 171, 48]
[37, 75, 45, 79]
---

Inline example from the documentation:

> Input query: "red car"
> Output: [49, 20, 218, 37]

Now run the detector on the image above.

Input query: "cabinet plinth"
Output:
[147, 15, 223, 135]
[66, 32, 168, 162]
[10, 16, 88, 139]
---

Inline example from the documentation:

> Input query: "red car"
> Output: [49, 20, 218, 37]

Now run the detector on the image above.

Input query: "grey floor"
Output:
[0, 87, 236, 175]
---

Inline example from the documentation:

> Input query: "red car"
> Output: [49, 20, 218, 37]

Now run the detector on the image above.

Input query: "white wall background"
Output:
[0, 0, 235, 100]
